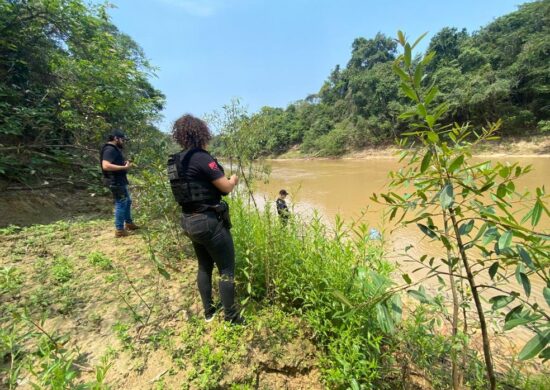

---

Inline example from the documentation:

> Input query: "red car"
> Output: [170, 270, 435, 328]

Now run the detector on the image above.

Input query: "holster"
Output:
[109, 185, 127, 201]
[210, 201, 232, 230]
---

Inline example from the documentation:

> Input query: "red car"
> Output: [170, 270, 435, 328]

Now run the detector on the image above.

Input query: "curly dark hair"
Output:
[172, 114, 212, 149]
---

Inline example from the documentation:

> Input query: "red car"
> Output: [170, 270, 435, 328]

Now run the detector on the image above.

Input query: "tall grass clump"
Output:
[228, 194, 400, 387]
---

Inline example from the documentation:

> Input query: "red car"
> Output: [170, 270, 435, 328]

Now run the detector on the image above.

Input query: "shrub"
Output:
[229, 195, 397, 387]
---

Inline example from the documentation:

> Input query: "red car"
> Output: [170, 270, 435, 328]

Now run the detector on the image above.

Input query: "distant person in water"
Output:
[100, 129, 139, 238]
[276, 189, 290, 224]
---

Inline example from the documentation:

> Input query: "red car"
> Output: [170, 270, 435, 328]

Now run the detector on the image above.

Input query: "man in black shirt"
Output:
[276, 189, 290, 224]
[100, 129, 138, 237]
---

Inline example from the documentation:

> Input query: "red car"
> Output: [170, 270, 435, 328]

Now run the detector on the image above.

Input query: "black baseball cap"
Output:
[111, 129, 128, 140]
[279, 189, 288, 195]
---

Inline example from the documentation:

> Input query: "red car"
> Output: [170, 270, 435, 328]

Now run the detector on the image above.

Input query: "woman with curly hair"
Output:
[169, 114, 244, 324]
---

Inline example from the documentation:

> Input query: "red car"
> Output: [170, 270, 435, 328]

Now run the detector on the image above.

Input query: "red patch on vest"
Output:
[208, 161, 219, 171]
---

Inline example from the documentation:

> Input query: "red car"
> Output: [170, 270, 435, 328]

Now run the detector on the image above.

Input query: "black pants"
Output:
[181, 210, 237, 320]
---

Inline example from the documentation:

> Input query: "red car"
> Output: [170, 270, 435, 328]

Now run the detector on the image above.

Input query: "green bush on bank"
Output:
[227, 194, 398, 387]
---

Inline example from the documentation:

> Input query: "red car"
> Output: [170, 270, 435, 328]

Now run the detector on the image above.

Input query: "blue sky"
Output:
[105, 0, 524, 131]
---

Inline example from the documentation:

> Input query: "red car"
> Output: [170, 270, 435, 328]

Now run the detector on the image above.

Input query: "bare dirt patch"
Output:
[0, 185, 112, 228]
[0, 219, 323, 389]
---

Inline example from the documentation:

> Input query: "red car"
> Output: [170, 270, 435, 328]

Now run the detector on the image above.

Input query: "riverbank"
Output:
[274, 134, 550, 160]
[0, 218, 323, 389]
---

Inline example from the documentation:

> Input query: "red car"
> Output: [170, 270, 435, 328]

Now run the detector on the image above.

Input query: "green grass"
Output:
[87, 251, 113, 270]
[228, 195, 396, 387]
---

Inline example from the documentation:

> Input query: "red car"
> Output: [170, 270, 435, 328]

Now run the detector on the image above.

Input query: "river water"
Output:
[255, 156, 550, 350]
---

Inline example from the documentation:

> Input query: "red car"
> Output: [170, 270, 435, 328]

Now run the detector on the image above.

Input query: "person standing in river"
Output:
[276, 189, 290, 224]
[100, 129, 139, 238]
[168, 114, 245, 325]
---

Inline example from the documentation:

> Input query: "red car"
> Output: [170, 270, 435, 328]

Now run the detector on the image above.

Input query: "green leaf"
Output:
[439, 183, 454, 209]
[417, 223, 437, 239]
[498, 166, 510, 178]
[402, 273, 412, 284]
[519, 331, 550, 361]
[427, 131, 439, 143]
[332, 290, 352, 308]
[404, 43, 412, 67]
[458, 219, 474, 235]
[424, 86, 438, 105]
[440, 235, 452, 250]
[376, 303, 395, 334]
[400, 83, 418, 102]
[405, 212, 433, 224]
[411, 32, 428, 49]
[505, 304, 524, 322]
[448, 155, 464, 174]
[421, 51, 436, 66]
[157, 266, 170, 280]
[420, 150, 432, 173]
[517, 246, 535, 270]
[478, 181, 495, 193]
[433, 102, 449, 121]
[488, 262, 499, 280]
[407, 289, 430, 304]
[498, 230, 513, 250]
[489, 295, 515, 310]
[483, 226, 498, 245]
[543, 287, 550, 308]
[393, 62, 409, 82]
[521, 209, 533, 224]
[425, 115, 436, 128]
[504, 314, 538, 331]
[515, 264, 524, 285]
[532, 200, 542, 226]
[520, 273, 531, 297]
[540, 347, 550, 361]
[413, 63, 424, 88]
[399, 110, 416, 120]
[397, 30, 406, 45]
[389, 207, 398, 221]
[390, 294, 403, 322]
[496, 183, 507, 199]
[417, 103, 427, 117]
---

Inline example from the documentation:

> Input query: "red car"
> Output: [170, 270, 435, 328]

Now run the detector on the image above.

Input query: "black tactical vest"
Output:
[100, 143, 117, 183]
[167, 149, 222, 206]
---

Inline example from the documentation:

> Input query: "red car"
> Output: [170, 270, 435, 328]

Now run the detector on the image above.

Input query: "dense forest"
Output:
[216, 0, 549, 157]
[0, 0, 165, 186]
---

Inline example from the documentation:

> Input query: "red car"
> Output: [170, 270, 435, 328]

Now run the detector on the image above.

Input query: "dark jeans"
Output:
[110, 185, 133, 230]
[181, 210, 238, 320]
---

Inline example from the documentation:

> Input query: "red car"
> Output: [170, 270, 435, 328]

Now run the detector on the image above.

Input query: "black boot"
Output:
[219, 278, 246, 324]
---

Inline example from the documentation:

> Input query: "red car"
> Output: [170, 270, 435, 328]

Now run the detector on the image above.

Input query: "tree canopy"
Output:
[225, 0, 549, 157]
[0, 0, 165, 185]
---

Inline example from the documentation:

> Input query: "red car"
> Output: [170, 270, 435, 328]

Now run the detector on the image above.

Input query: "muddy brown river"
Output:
[255, 156, 550, 351]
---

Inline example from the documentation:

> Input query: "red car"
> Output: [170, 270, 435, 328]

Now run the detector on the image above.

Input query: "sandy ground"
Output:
[275, 135, 550, 160]
[0, 219, 323, 389]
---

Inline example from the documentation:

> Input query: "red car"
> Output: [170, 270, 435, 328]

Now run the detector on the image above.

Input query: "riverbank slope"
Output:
[275, 134, 550, 159]
[0, 218, 322, 389]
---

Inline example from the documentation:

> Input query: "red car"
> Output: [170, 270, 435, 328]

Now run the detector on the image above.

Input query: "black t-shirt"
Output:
[100, 143, 128, 186]
[276, 198, 288, 213]
[180, 149, 225, 213]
